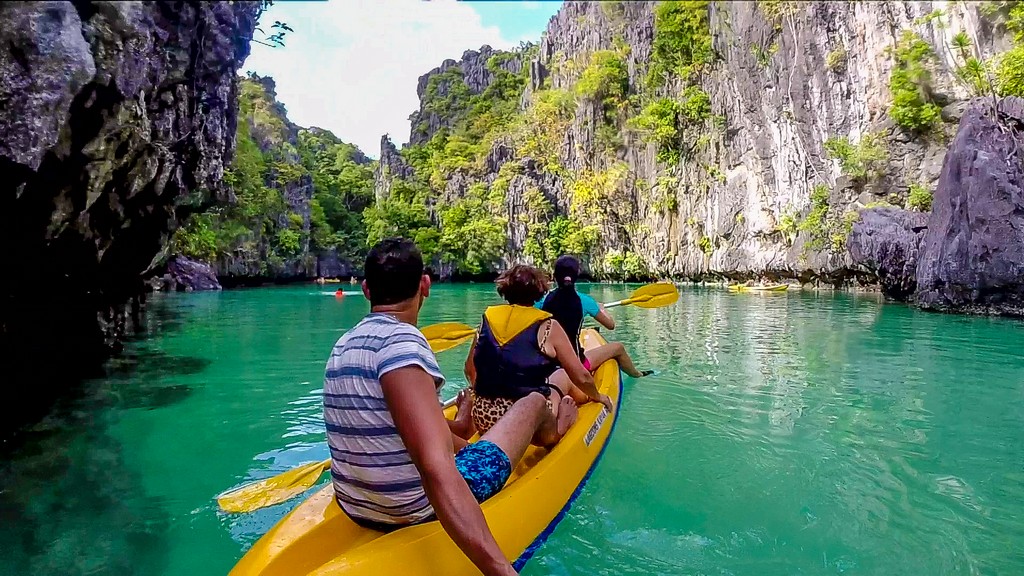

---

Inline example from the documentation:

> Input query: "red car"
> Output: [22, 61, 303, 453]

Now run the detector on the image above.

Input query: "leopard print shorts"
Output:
[471, 391, 553, 435]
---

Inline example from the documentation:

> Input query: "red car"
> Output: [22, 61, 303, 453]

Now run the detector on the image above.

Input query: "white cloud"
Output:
[243, 0, 519, 158]
[521, 1, 542, 10]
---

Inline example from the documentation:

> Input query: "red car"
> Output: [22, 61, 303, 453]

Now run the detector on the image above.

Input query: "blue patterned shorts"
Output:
[454, 440, 512, 502]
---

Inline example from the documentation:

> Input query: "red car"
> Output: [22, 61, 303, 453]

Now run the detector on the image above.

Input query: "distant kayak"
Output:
[728, 284, 790, 293]
[318, 291, 361, 297]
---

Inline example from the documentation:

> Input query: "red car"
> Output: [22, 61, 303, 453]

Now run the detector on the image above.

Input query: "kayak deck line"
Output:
[512, 367, 622, 571]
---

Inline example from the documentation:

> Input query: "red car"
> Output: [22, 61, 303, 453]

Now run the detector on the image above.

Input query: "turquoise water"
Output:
[1, 284, 1022, 575]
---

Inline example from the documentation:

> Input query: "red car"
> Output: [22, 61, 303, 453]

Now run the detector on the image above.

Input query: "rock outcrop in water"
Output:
[915, 97, 1024, 316]
[0, 1, 259, 436]
[848, 208, 929, 301]
[372, 1, 1015, 283]
[161, 256, 222, 292]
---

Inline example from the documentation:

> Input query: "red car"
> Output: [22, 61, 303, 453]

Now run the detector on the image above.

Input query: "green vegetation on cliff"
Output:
[629, 86, 713, 164]
[823, 133, 888, 184]
[647, 0, 714, 86]
[798, 184, 859, 253]
[368, 2, 724, 279]
[889, 30, 942, 133]
[367, 43, 615, 276]
[173, 76, 374, 274]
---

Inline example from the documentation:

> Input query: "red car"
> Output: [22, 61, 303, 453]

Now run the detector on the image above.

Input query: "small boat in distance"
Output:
[727, 283, 790, 293]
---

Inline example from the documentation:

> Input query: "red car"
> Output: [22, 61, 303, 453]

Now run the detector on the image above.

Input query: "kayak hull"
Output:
[230, 328, 621, 576]
[727, 284, 789, 292]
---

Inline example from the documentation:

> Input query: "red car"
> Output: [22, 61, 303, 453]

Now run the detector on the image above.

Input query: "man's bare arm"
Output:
[548, 322, 613, 412]
[381, 366, 515, 576]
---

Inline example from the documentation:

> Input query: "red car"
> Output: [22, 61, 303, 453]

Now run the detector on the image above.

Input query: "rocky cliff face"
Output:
[170, 75, 376, 286]
[849, 96, 1024, 316]
[217, 75, 317, 282]
[375, 134, 415, 201]
[848, 207, 930, 300]
[0, 1, 259, 435]
[915, 96, 1024, 315]
[375, 1, 1016, 284]
[408, 45, 525, 146]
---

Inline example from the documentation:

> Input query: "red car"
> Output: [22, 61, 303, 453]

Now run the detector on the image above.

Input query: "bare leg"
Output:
[479, 393, 577, 465]
[547, 369, 591, 405]
[585, 342, 648, 378]
[548, 342, 651, 400]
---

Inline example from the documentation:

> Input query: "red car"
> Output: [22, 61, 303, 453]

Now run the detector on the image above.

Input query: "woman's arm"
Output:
[463, 334, 478, 387]
[546, 321, 613, 412]
[593, 306, 616, 330]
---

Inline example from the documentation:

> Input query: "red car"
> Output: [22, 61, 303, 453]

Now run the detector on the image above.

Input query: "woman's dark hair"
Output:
[364, 237, 424, 306]
[553, 255, 581, 290]
[496, 265, 550, 306]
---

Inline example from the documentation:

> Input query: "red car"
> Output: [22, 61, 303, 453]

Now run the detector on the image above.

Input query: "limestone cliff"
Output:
[374, 1, 1018, 284]
[170, 75, 376, 287]
[0, 1, 259, 435]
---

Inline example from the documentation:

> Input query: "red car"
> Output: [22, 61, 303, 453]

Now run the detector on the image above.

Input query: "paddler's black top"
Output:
[541, 287, 586, 363]
[473, 305, 559, 400]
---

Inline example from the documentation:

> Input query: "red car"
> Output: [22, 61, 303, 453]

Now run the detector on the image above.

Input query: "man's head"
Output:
[362, 238, 430, 308]
[495, 264, 550, 306]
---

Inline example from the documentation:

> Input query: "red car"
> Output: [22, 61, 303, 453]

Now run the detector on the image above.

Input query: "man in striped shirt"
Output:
[324, 238, 567, 576]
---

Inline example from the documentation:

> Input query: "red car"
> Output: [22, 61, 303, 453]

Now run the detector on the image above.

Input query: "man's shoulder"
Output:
[337, 315, 425, 346]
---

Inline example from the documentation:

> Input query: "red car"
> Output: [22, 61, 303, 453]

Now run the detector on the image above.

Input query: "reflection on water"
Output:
[0, 285, 1022, 576]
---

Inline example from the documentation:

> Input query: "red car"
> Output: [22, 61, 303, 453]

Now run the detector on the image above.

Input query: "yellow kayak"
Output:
[727, 284, 790, 293]
[230, 328, 621, 576]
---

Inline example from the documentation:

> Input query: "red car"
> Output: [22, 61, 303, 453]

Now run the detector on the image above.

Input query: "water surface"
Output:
[1, 284, 1021, 576]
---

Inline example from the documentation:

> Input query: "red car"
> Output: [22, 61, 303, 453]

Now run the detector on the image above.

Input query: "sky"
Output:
[243, 0, 564, 158]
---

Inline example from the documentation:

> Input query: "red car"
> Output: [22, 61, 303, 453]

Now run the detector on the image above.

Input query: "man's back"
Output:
[323, 312, 444, 525]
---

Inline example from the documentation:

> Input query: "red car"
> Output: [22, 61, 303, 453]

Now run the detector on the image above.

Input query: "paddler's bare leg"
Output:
[479, 392, 574, 466]
[584, 342, 649, 378]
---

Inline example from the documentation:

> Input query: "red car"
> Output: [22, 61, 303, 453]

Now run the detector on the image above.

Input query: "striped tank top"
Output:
[323, 313, 444, 524]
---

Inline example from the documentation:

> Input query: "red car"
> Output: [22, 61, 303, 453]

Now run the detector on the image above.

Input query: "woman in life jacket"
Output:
[464, 265, 613, 439]
[540, 255, 652, 400]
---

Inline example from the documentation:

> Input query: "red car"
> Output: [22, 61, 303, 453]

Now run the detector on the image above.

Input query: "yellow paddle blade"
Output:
[420, 322, 477, 353]
[619, 282, 679, 309]
[217, 459, 331, 513]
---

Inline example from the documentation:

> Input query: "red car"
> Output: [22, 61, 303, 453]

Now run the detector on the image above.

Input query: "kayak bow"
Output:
[230, 328, 622, 576]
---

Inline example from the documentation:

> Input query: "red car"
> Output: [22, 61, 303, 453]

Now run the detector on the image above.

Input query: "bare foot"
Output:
[455, 388, 473, 414]
[556, 395, 578, 436]
[451, 389, 476, 440]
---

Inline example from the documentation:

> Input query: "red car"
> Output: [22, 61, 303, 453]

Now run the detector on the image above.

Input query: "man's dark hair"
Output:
[364, 238, 424, 306]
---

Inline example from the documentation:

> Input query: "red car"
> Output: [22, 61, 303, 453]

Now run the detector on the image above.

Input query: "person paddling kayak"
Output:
[464, 264, 612, 436]
[324, 238, 573, 576]
[540, 255, 653, 393]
